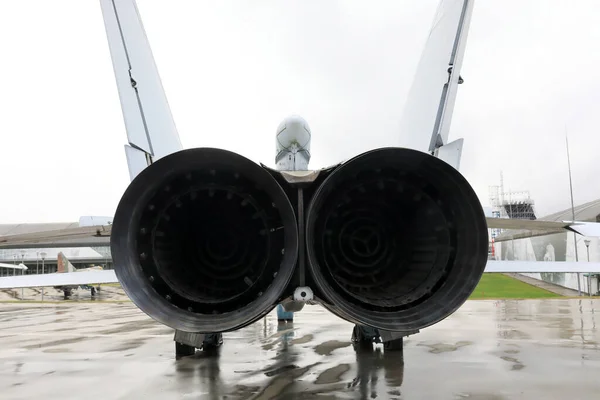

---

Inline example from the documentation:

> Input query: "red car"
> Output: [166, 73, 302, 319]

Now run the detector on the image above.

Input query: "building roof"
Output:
[539, 198, 600, 222]
[0, 216, 113, 239]
[0, 222, 79, 237]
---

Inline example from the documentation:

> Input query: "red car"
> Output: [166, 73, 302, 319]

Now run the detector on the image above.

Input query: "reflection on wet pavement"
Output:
[0, 299, 599, 399]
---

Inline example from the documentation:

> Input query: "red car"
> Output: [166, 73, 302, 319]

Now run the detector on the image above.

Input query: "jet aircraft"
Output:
[0, 253, 105, 299]
[1, 0, 600, 356]
[53, 252, 104, 298]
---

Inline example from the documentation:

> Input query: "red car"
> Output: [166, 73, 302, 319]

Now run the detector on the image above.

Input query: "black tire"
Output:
[91, 287, 96, 297]
[175, 342, 195, 358]
[202, 333, 223, 351]
[351, 325, 363, 342]
[351, 325, 375, 351]
[383, 337, 404, 352]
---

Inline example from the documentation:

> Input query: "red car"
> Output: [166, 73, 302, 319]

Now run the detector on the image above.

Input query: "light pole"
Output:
[20, 250, 25, 270]
[20, 250, 25, 300]
[40, 251, 46, 274]
[565, 132, 581, 295]
[584, 239, 591, 261]
[36, 251, 39, 274]
[584, 239, 591, 296]
[40, 251, 47, 301]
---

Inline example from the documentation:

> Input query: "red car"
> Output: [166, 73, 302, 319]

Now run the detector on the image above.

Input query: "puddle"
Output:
[264, 364, 299, 377]
[500, 355, 525, 371]
[23, 336, 87, 350]
[418, 341, 472, 354]
[106, 338, 147, 352]
[43, 348, 70, 353]
[290, 334, 313, 345]
[314, 340, 351, 356]
[315, 364, 351, 384]
[97, 320, 157, 334]
[498, 329, 531, 340]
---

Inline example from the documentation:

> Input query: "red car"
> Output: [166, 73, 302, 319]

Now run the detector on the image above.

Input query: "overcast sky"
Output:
[1, 0, 599, 223]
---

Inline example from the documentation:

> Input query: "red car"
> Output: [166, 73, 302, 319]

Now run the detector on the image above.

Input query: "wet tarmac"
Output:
[1, 299, 599, 399]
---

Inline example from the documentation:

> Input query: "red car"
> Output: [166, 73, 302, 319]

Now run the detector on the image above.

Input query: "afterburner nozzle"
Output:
[111, 148, 298, 333]
[306, 147, 488, 332]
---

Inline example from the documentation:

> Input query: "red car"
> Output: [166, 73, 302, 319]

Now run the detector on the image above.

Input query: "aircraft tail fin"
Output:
[398, 0, 474, 160]
[57, 253, 76, 274]
[99, 0, 183, 182]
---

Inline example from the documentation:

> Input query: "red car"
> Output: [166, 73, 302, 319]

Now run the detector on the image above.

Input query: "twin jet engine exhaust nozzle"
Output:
[111, 147, 488, 333]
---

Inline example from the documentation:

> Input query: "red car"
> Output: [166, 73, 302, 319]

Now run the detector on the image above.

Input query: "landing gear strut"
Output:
[174, 331, 223, 358]
[352, 325, 407, 353]
[351, 325, 381, 349]
[175, 342, 195, 357]
[62, 288, 72, 300]
[383, 336, 404, 352]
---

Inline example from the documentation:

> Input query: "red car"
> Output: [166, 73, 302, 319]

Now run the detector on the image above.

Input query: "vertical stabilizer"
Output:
[398, 0, 474, 155]
[99, 0, 183, 180]
[57, 253, 76, 273]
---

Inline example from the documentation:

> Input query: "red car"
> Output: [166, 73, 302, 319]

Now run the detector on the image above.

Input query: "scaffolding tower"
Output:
[488, 172, 537, 239]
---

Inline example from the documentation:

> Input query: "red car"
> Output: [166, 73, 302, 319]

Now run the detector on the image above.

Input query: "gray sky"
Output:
[1, 0, 599, 223]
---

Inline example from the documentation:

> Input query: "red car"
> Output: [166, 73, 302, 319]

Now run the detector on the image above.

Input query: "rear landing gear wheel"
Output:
[351, 325, 381, 350]
[175, 342, 195, 358]
[202, 333, 223, 351]
[383, 337, 404, 353]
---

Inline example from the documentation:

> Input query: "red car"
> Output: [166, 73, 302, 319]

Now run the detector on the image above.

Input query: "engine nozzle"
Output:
[306, 147, 488, 332]
[111, 148, 298, 333]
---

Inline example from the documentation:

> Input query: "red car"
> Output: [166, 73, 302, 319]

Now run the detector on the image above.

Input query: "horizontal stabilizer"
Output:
[0, 270, 118, 289]
[2, 216, 599, 249]
[487, 218, 600, 241]
[485, 261, 600, 273]
[487, 218, 575, 231]
[565, 222, 600, 237]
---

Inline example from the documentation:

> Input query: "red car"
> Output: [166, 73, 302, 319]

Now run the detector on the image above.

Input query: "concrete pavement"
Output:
[0, 299, 599, 399]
